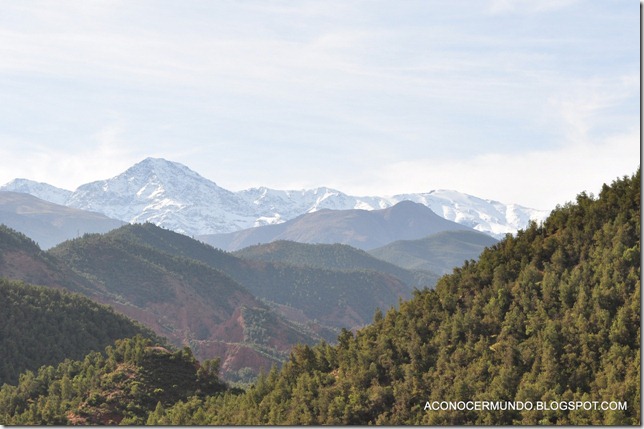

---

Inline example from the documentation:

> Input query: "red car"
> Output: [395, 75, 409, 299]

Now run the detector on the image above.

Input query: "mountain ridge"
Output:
[0, 191, 125, 249]
[1, 157, 549, 239]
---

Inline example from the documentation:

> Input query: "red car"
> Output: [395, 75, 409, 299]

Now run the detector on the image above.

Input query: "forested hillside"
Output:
[0, 279, 162, 386]
[90, 223, 417, 330]
[0, 336, 228, 425]
[150, 170, 639, 425]
[48, 230, 321, 380]
[0, 170, 639, 425]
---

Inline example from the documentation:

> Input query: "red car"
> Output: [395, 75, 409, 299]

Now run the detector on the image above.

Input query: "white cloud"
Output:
[0, 120, 141, 190]
[368, 66, 640, 209]
[375, 126, 639, 210]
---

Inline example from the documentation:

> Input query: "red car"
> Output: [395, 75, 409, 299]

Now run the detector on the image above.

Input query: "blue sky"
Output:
[0, 0, 639, 209]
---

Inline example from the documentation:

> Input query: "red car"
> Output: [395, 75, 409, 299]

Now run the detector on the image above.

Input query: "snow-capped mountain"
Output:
[1, 178, 73, 206]
[237, 187, 390, 227]
[66, 158, 257, 235]
[237, 187, 548, 239]
[0, 157, 550, 238]
[387, 190, 546, 238]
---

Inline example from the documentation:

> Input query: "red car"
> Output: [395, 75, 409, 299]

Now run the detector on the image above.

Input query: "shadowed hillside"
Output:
[369, 230, 498, 274]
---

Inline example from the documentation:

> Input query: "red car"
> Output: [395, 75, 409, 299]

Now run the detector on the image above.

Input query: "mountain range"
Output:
[0, 156, 542, 383]
[1, 157, 550, 242]
[0, 220, 454, 381]
[0, 214, 500, 381]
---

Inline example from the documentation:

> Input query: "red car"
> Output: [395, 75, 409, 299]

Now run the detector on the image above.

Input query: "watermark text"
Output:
[424, 400, 627, 412]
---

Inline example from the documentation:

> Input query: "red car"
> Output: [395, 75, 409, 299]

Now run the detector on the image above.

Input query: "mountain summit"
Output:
[66, 158, 255, 235]
[1, 157, 549, 238]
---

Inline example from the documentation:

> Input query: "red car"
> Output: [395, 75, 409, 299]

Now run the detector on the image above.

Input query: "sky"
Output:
[0, 0, 639, 210]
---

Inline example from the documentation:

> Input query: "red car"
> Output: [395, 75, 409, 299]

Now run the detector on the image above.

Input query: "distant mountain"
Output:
[236, 186, 390, 226]
[389, 190, 545, 238]
[0, 191, 124, 249]
[66, 157, 256, 235]
[1, 157, 549, 239]
[1, 178, 72, 205]
[199, 200, 473, 251]
[369, 230, 499, 274]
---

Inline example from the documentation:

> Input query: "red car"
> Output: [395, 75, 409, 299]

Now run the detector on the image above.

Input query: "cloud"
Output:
[376, 126, 639, 210]
[369, 66, 639, 210]
[0, 119, 140, 190]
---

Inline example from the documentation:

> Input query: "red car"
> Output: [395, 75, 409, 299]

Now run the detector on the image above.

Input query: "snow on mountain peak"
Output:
[4, 158, 551, 239]
[0, 178, 72, 205]
[390, 189, 549, 238]
[65, 158, 255, 235]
